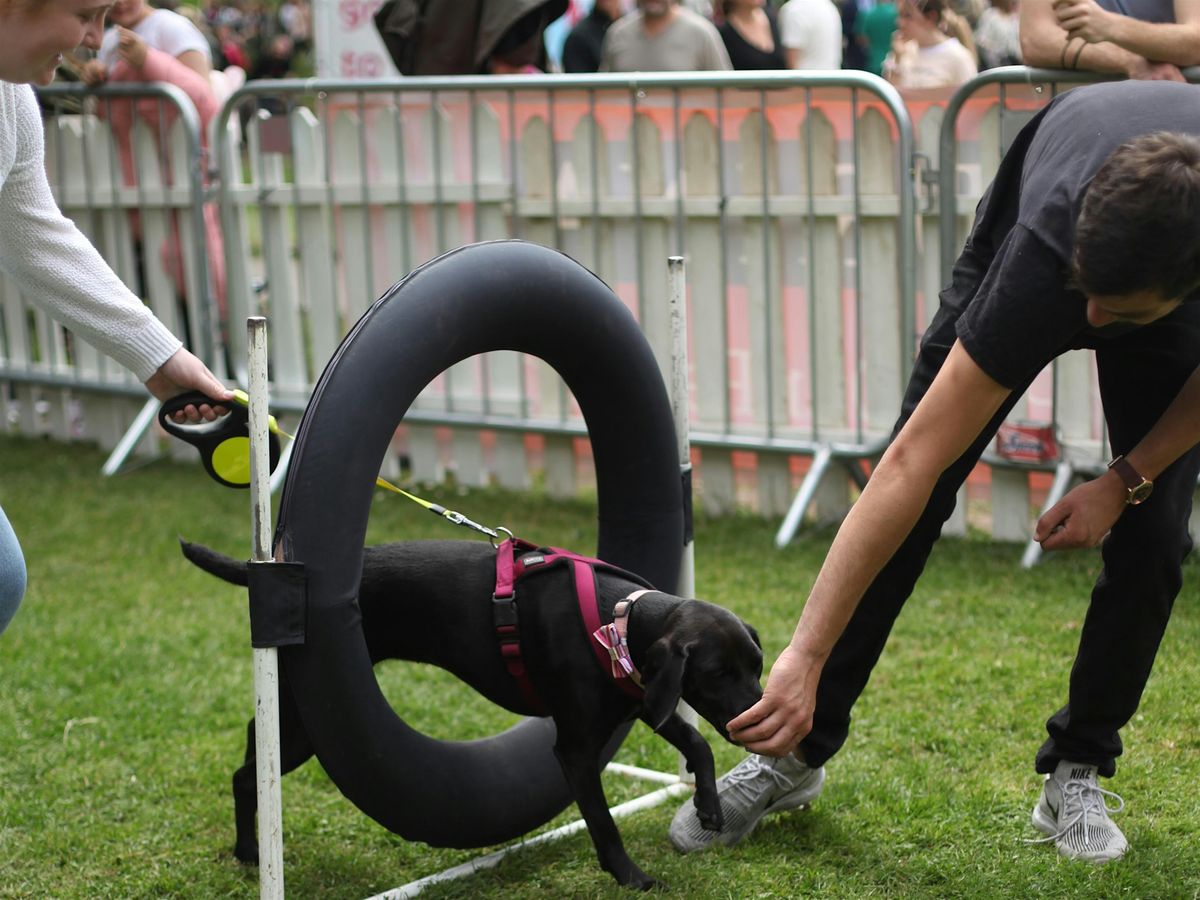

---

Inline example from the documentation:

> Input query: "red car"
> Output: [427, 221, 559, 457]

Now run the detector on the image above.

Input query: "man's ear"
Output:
[641, 636, 689, 731]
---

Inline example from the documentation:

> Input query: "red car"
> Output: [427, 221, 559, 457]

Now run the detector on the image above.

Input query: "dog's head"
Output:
[639, 599, 763, 743]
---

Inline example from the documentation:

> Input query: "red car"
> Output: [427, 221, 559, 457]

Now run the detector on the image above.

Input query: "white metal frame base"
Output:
[366, 769, 692, 900]
[774, 445, 835, 548]
[100, 397, 159, 477]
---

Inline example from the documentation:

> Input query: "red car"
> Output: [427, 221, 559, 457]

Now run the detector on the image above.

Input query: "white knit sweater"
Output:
[0, 81, 181, 382]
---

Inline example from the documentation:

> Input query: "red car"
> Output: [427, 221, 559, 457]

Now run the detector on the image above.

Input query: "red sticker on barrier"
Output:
[995, 421, 1059, 463]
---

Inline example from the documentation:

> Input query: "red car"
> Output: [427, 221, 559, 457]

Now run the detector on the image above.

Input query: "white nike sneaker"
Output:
[668, 753, 824, 853]
[1029, 760, 1128, 863]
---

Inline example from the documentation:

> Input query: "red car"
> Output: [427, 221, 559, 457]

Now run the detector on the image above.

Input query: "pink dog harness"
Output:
[493, 537, 653, 714]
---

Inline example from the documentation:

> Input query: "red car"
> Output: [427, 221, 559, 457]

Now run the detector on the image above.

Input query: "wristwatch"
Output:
[1108, 455, 1153, 505]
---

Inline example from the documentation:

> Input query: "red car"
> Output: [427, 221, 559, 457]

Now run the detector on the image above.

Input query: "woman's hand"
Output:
[1126, 58, 1186, 81]
[115, 27, 149, 70]
[144, 347, 233, 422]
[1053, 0, 1118, 43]
[80, 59, 109, 85]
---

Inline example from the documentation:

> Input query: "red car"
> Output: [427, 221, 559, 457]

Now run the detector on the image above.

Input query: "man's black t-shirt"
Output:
[953, 81, 1200, 389]
[1097, 0, 1174, 23]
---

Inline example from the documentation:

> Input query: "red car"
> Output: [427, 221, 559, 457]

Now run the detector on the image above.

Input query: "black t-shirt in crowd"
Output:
[954, 80, 1200, 389]
[718, 14, 787, 70]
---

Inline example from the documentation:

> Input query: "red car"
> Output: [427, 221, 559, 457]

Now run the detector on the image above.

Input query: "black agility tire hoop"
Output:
[272, 241, 684, 848]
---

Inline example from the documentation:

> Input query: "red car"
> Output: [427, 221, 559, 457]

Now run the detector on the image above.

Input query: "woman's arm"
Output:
[1, 86, 229, 413]
[0, 86, 180, 380]
[1053, 0, 1200, 67]
[107, 30, 218, 130]
[1019, 0, 1155, 75]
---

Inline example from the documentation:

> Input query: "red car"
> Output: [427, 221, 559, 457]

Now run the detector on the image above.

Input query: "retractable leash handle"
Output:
[157, 390, 282, 489]
[159, 392, 504, 539]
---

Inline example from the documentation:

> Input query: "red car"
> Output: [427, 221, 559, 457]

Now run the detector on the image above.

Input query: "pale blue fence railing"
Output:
[208, 71, 916, 535]
[12, 70, 1197, 547]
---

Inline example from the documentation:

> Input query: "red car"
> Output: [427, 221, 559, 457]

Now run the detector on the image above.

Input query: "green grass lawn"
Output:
[0, 434, 1197, 899]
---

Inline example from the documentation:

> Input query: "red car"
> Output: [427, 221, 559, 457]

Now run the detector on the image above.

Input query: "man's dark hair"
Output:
[1073, 132, 1200, 302]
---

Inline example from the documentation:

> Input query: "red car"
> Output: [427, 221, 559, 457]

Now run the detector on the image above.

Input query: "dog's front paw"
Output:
[692, 787, 723, 832]
[697, 803, 724, 833]
[614, 862, 663, 891]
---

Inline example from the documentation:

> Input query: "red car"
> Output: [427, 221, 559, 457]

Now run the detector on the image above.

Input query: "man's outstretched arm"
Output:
[728, 341, 1011, 757]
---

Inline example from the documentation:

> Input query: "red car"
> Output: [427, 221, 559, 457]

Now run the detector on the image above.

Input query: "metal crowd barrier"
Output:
[212, 71, 916, 533]
[29, 70, 1195, 549]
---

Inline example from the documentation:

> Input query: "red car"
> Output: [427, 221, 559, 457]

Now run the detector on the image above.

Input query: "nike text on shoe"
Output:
[1028, 760, 1128, 863]
[668, 753, 825, 853]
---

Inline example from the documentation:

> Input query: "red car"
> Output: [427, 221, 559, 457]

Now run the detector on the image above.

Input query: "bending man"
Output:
[670, 80, 1200, 864]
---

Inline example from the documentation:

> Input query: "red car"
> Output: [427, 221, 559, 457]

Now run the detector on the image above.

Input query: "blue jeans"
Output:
[0, 502, 27, 636]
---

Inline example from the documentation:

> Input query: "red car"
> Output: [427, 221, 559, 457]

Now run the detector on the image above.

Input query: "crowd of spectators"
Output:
[191, 0, 312, 80]
[60, 0, 312, 87]
[552, 0, 1198, 91]
[553, 0, 1026, 90]
[53, 0, 1200, 94]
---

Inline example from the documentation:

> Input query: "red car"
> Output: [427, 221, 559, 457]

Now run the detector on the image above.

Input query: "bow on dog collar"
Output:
[592, 589, 652, 687]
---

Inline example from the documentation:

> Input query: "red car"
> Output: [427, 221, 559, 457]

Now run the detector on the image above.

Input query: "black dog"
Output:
[181, 538, 763, 890]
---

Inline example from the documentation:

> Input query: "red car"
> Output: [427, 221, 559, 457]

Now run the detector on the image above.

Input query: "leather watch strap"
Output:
[1108, 455, 1153, 505]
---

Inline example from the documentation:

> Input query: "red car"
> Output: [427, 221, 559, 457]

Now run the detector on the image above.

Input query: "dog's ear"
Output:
[640, 636, 689, 731]
[746, 622, 762, 651]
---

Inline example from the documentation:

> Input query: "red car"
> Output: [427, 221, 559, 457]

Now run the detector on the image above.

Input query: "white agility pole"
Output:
[248, 316, 286, 900]
[668, 255, 700, 779]
[667, 256, 695, 600]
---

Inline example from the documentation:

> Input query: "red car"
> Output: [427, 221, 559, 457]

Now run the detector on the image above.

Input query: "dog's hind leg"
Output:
[231, 693, 315, 865]
[645, 712, 722, 832]
[553, 734, 660, 891]
[232, 719, 259, 864]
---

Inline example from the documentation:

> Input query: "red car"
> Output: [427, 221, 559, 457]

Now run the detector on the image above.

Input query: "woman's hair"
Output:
[912, 0, 943, 16]
[1073, 132, 1200, 302]
[909, 0, 978, 59]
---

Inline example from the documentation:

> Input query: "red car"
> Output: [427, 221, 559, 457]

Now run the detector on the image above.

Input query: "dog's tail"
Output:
[179, 539, 249, 586]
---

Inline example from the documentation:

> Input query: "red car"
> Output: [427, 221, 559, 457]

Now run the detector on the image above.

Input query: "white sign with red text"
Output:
[313, 0, 399, 79]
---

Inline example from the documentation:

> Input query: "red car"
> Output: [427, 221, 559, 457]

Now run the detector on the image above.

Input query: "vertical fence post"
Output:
[248, 316, 285, 899]
[668, 256, 694, 598]
[668, 256, 699, 781]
